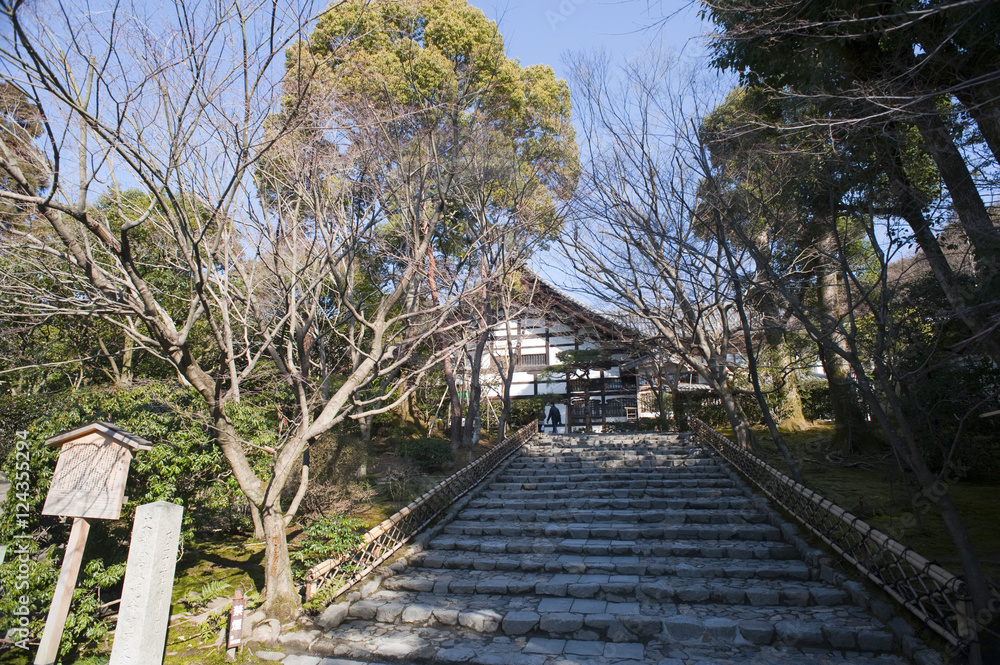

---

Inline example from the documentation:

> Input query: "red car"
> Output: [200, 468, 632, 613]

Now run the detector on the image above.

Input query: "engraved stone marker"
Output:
[108, 501, 184, 665]
[228, 588, 245, 648]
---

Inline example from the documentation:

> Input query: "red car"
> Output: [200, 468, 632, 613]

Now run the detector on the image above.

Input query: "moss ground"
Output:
[739, 422, 1000, 582]
[160, 434, 501, 662]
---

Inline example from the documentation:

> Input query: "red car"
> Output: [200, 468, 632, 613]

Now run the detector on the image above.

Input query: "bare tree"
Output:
[561, 51, 755, 448]
[421, 67, 578, 450]
[488, 270, 558, 442]
[697, 106, 998, 665]
[0, 0, 476, 620]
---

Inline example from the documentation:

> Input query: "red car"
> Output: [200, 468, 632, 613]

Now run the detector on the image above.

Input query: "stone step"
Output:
[478, 486, 744, 501]
[521, 449, 701, 458]
[521, 450, 703, 459]
[441, 521, 779, 541]
[467, 496, 755, 511]
[344, 591, 895, 652]
[532, 435, 684, 444]
[495, 473, 734, 489]
[523, 447, 698, 457]
[508, 454, 716, 465]
[382, 570, 850, 607]
[410, 549, 810, 578]
[456, 508, 765, 525]
[426, 535, 798, 560]
[486, 478, 740, 492]
[536, 431, 690, 441]
[301, 621, 905, 665]
[503, 462, 722, 474]
[299, 432, 919, 665]
[306, 621, 654, 665]
[504, 461, 720, 472]
[500, 467, 727, 480]
[520, 444, 700, 453]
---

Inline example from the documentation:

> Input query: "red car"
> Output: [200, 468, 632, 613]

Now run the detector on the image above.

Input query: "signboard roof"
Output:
[45, 421, 151, 451]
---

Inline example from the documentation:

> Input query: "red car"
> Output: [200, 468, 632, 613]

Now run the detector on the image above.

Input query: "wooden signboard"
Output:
[225, 588, 245, 661]
[228, 588, 245, 649]
[35, 423, 150, 665]
[42, 422, 151, 521]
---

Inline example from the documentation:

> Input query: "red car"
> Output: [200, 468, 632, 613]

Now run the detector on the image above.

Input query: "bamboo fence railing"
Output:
[691, 417, 991, 653]
[303, 420, 539, 601]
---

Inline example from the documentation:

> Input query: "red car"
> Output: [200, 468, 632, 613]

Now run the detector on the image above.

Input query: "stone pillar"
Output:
[109, 501, 184, 665]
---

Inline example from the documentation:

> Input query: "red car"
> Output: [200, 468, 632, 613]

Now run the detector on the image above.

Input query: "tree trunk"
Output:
[955, 84, 1000, 172]
[728, 264, 805, 482]
[763, 332, 808, 429]
[817, 339, 866, 451]
[470, 403, 482, 447]
[670, 384, 687, 431]
[426, 254, 464, 450]
[879, 127, 1000, 365]
[260, 507, 300, 621]
[249, 502, 265, 541]
[204, 404, 301, 618]
[815, 227, 871, 452]
[495, 318, 522, 443]
[120, 335, 134, 386]
[497, 364, 515, 444]
[496, 397, 510, 443]
[358, 414, 373, 443]
[913, 105, 1000, 282]
[462, 331, 489, 447]
[444, 357, 464, 452]
[716, 382, 753, 449]
[649, 375, 669, 430]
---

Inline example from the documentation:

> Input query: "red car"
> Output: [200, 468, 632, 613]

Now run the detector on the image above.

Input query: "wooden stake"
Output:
[35, 517, 90, 665]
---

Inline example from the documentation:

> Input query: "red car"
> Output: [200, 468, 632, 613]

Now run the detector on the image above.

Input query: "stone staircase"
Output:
[282, 433, 931, 665]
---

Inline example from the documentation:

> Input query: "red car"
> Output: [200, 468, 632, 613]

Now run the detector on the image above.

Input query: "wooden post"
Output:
[600, 369, 606, 427]
[34, 517, 90, 665]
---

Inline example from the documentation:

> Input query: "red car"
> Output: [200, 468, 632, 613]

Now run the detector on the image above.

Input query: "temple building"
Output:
[478, 272, 709, 431]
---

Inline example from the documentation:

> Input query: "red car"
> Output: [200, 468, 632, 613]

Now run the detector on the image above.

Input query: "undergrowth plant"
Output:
[290, 515, 366, 576]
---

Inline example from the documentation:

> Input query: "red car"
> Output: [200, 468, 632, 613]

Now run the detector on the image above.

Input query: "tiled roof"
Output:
[522, 268, 643, 339]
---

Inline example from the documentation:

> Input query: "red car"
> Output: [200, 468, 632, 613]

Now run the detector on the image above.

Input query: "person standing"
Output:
[546, 404, 562, 433]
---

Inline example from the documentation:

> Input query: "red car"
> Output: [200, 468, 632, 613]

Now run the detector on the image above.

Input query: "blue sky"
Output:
[474, 0, 711, 81]
[468, 1, 717, 293]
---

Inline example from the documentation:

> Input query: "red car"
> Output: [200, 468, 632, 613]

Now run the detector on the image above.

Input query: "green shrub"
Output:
[290, 515, 366, 575]
[0, 393, 45, 461]
[800, 380, 833, 421]
[602, 418, 667, 433]
[397, 437, 453, 471]
[508, 397, 549, 427]
[0, 381, 244, 661]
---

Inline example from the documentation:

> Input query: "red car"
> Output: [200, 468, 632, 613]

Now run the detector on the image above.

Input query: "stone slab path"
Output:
[268, 433, 940, 665]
